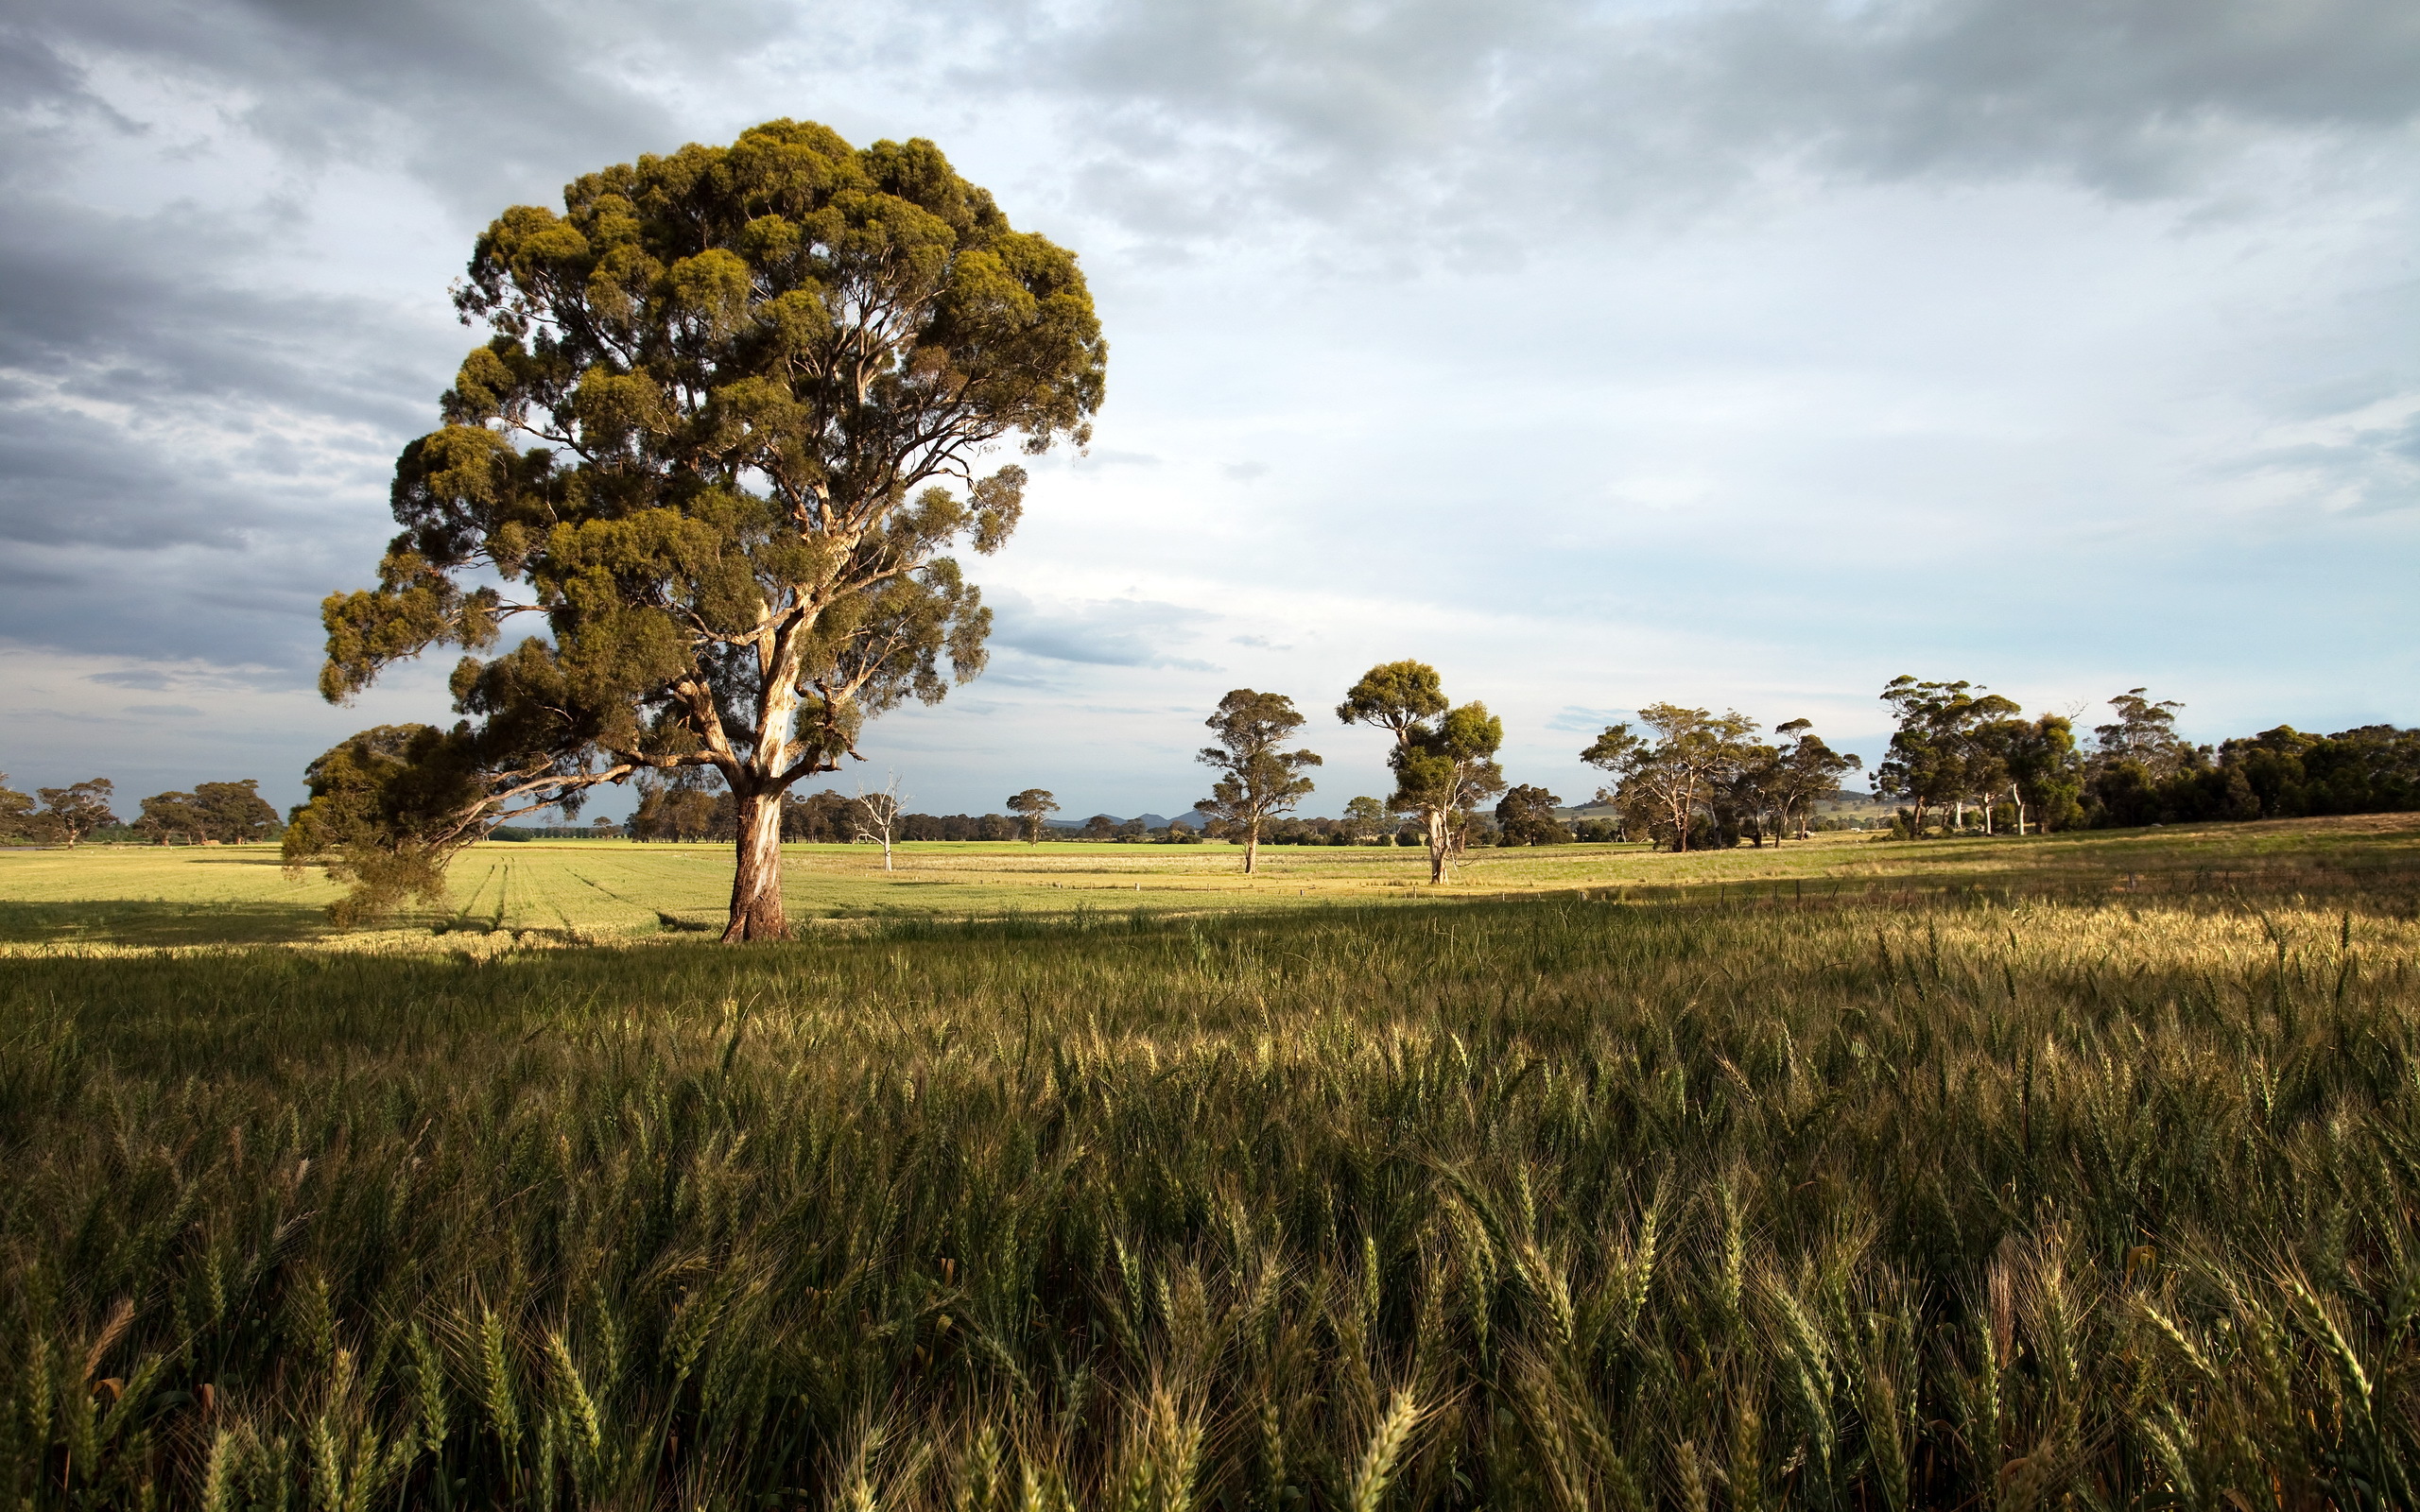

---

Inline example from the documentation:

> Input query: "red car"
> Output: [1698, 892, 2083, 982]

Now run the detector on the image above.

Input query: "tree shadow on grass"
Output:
[0, 900, 332, 947]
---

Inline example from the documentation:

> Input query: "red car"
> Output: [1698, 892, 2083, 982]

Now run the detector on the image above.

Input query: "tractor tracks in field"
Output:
[565, 867, 717, 934]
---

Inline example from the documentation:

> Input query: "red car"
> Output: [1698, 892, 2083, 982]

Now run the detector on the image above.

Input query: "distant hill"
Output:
[1045, 810, 1215, 832]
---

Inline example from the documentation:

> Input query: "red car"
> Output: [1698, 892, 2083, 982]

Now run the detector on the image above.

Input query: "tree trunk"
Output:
[1244, 820, 1259, 874]
[1427, 807, 1450, 884]
[723, 789, 789, 941]
[2013, 783, 2027, 836]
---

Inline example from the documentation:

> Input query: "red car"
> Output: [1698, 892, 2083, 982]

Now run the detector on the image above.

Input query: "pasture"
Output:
[3, 811, 2416, 952]
[7, 819, 2420, 1507]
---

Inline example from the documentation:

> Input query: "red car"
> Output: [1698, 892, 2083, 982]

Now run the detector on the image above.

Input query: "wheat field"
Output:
[8, 854, 2420, 1507]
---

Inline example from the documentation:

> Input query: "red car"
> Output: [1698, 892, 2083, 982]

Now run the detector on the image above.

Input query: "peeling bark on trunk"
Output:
[1427, 808, 1449, 884]
[723, 789, 789, 942]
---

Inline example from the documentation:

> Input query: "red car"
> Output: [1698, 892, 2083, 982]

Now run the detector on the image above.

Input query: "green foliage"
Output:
[0, 774, 36, 844]
[9, 890, 2420, 1506]
[31, 779, 116, 847]
[1875, 677, 2024, 833]
[1494, 784, 1568, 846]
[315, 120, 1105, 939]
[282, 727, 493, 926]
[1582, 705, 1758, 852]
[1006, 788, 1060, 844]
[1341, 796, 1390, 840]
[2078, 693, 2420, 832]
[1195, 689, 1322, 870]
[1341, 662, 1504, 883]
[132, 780, 282, 845]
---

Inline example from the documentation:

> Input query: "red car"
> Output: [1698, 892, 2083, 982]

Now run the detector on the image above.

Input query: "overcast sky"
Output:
[4, 0, 2418, 821]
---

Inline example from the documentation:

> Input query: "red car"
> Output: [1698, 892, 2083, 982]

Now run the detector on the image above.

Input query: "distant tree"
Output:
[0, 775, 36, 843]
[1195, 689, 1322, 874]
[2082, 688, 2209, 828]
[140, 782, 279, 844]
[1007, 789, 1059, 843]
[1341, 795, 1389, 842]
[1766, 721, 1863, 840]
[1081, 813, 1118, 840]
[591, 816, 616, 833]
[1494, 784, 1568, 846]
[1115, 817, 1148, 841]
[631, 768, 721, 841]
[135, 790, 206, 845]
[1976, 713, 2083, 833]
[35, 779, 118, 847]
[1339, 661, 1504, 884]
[306, 121, 1105, 941]
[852, 773, 908, 869]
[2095, 689, 2192, 775]
[201, 781, 283, 842]
[1582, 706, 1756, 852]
[1875, 678, 2019, 835]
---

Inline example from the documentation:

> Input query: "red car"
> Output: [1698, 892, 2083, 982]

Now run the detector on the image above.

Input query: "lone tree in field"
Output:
[852, 773, 907, 870]
[1006, 788, 1059, 843]
[1194, 688, 1322, 873]
[299, 120, 1105, 938]
[1339, 661, 1504, 884]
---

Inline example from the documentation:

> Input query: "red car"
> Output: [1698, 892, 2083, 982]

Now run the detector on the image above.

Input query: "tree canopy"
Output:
[1494, 784, 1568, 846]
[33, 780, 117, 847]
[0, 775, 36, 844]
[134, 781, 281, 845]
[1006, 789, 1060, 843]
[299, 120, 1105, 937]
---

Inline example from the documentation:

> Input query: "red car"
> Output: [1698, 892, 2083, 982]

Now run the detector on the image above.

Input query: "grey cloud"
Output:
[1546, 705, 1632, 734]
[11, 0, 702, 213]
[86, 669, 173, 689]
[124, 702, 203, 716]
[1222, 460, 1269, 481]
[2219, 400, 2420, 517]
[988, 589, 1220, 670]
[976, 0, 2420, 242]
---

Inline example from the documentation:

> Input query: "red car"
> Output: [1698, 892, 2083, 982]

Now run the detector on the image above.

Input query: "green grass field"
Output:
[5, 811, 2416, 952]
[8, 819, 2420, 1508]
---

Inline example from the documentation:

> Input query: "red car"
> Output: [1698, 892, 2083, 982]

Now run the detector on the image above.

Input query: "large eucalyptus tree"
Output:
[306, 121, 1105, 938]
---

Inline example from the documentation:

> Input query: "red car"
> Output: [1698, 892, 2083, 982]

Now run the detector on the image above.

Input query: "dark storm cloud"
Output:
[13, 0, 681, 211]
[0, 192, 422, 666]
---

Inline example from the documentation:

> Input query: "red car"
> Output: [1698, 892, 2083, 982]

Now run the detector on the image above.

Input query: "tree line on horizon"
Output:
[0, 775, 282, 847]
[1866, 679, 2420, 837]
